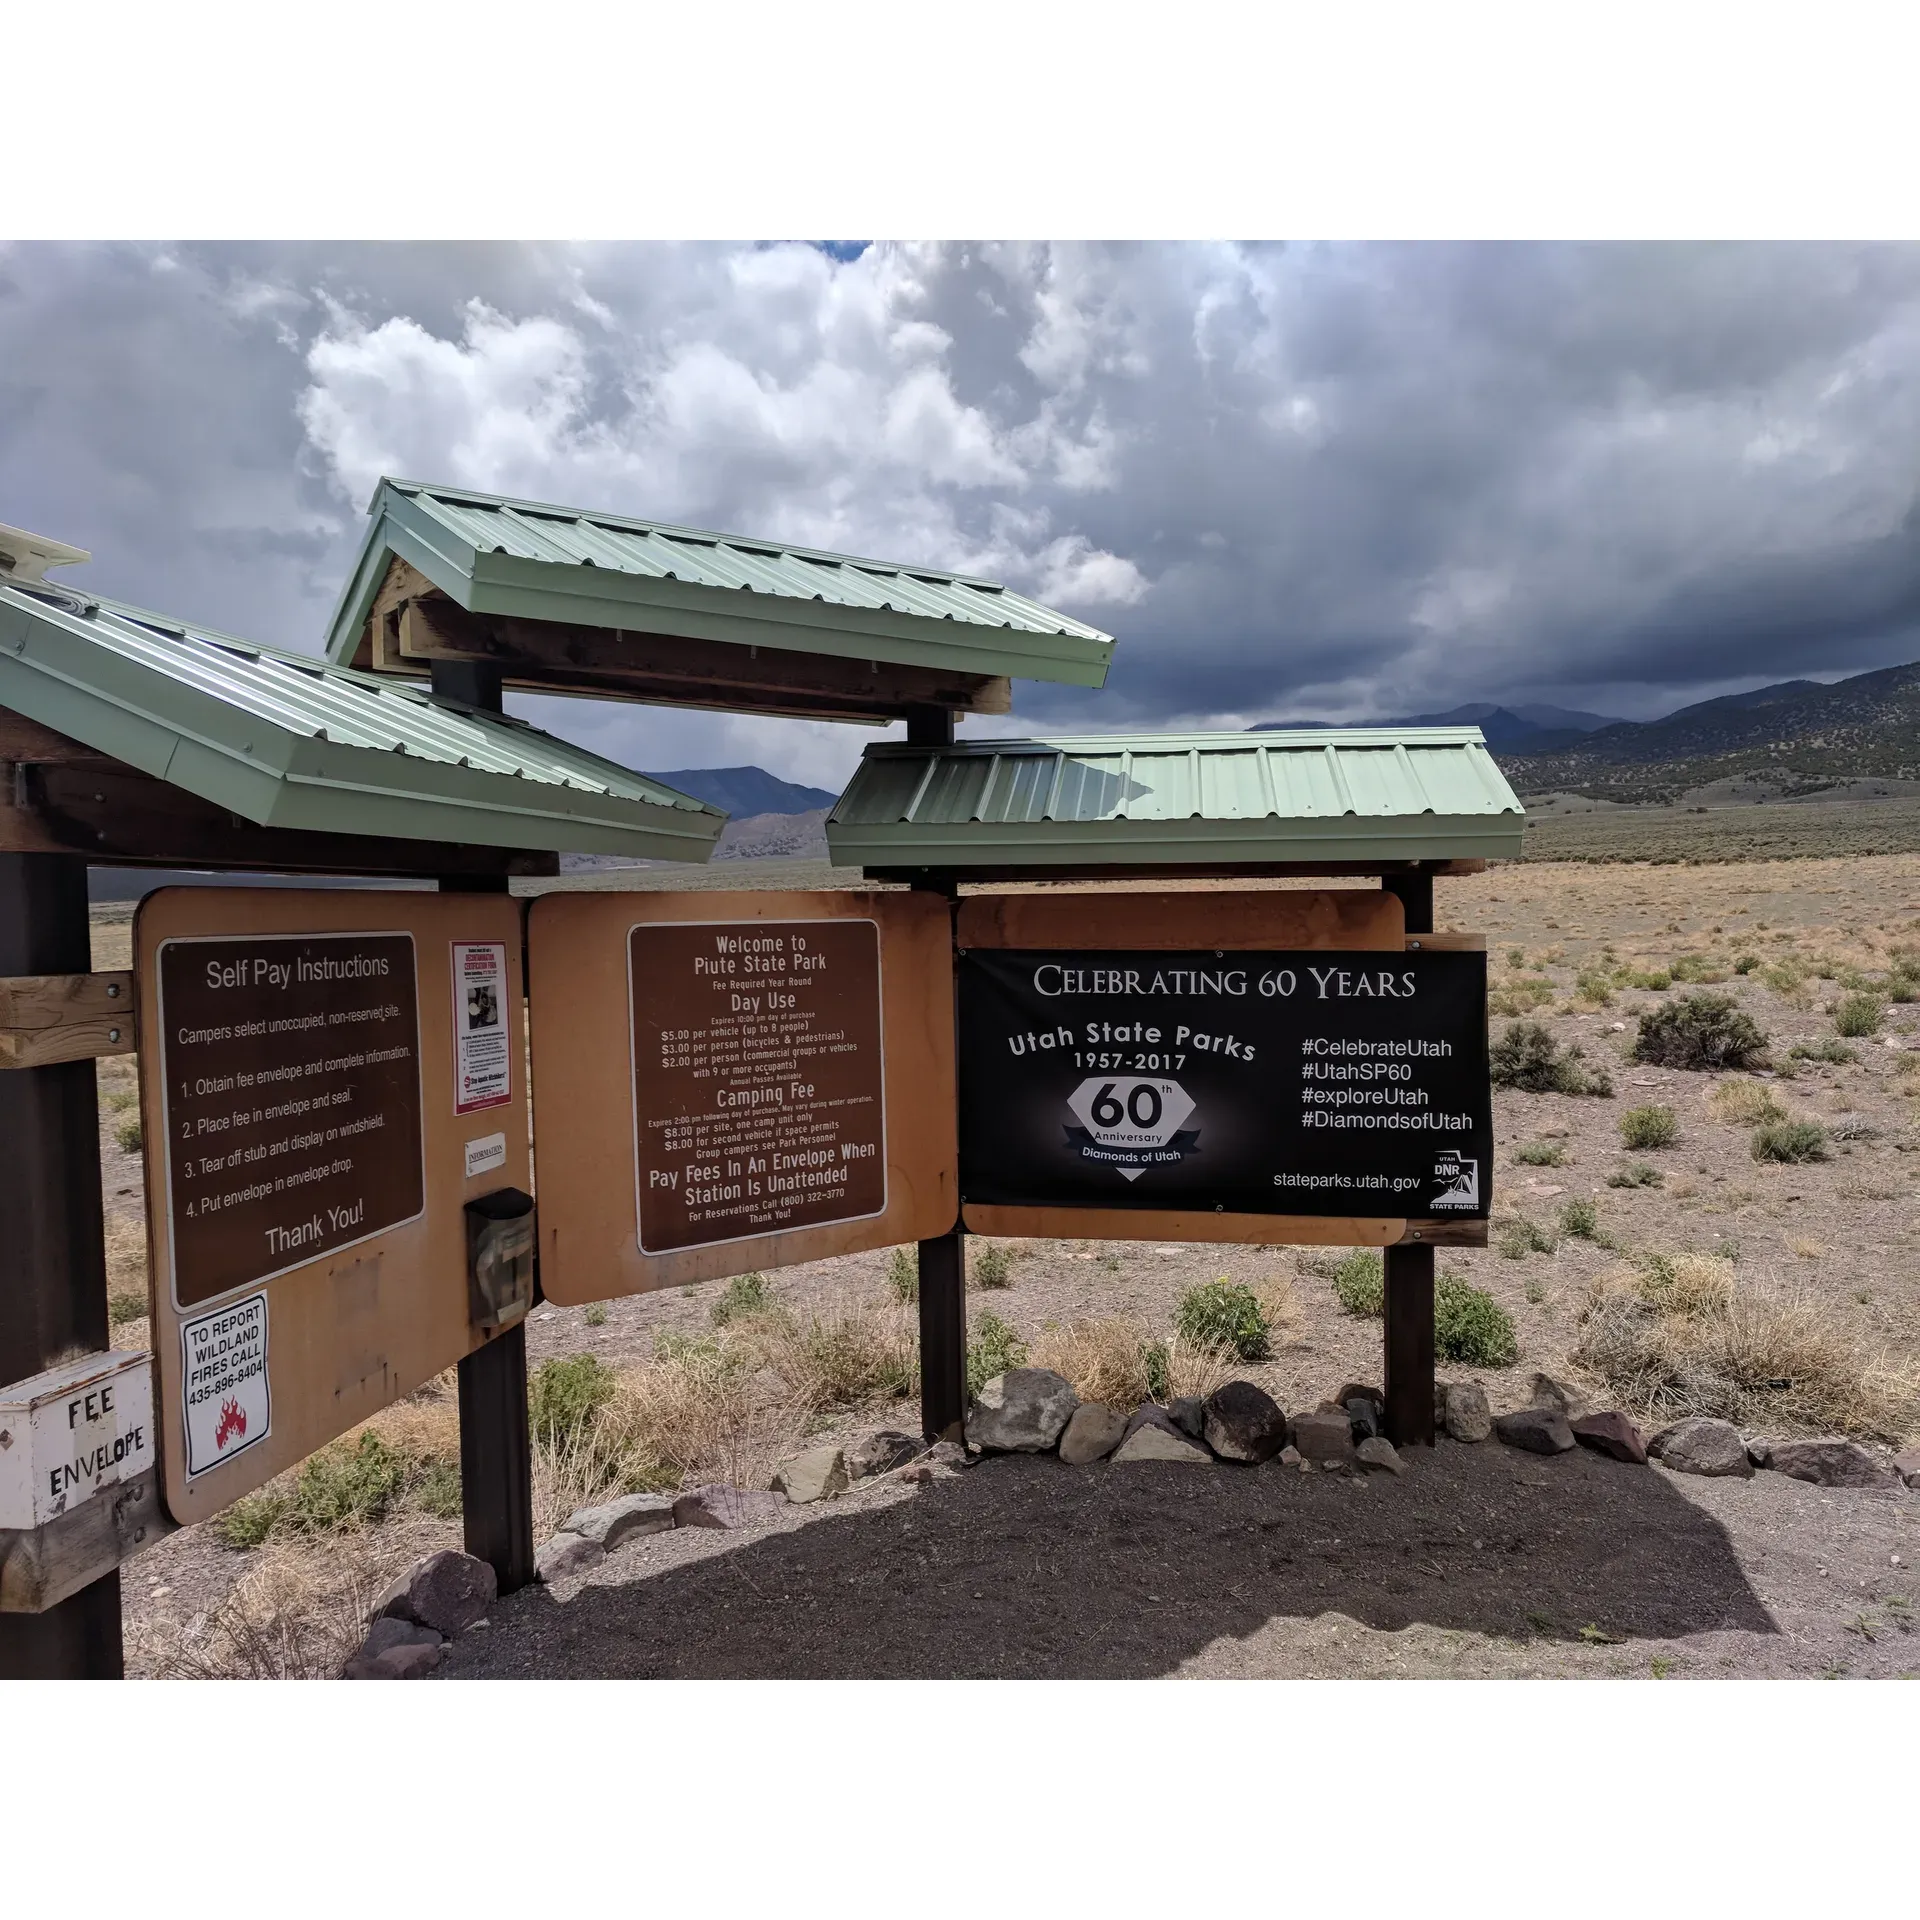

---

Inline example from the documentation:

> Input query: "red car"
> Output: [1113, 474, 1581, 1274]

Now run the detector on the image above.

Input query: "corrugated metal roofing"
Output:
[324, 479, 1117, 689]
[826, 729, 1526, 870]
[0, 581, 726, 861]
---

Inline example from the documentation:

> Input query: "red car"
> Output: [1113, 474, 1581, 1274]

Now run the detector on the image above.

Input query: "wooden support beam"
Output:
[1382, 866, 1439, 1449]
[1, 759, 554, 879]
[0, 972, 135, 1068]
[384, 582, 1014, 722]
[0, 1469, 174, 1615]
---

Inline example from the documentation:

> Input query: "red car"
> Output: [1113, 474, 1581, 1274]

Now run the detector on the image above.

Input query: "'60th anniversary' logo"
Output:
[1064, 1077, 1200, 1184]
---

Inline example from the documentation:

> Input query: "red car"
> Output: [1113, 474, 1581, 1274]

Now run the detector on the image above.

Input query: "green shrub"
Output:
[1732, 954, 1760, 975]
[1573, 969, 1614, 1006]
[1752, 1119, 1829, 1164]
[1619, 966, 1672, 991]
[1434, 1276, 1519, 1366]
[583, 1302, 608, 1328]
[966, 1310, 1027, 1397]
[886, 1245, 918, 1304]
[1607, 1162, 1663, 1188]
[710, 1270, 771, 1327]
[113, 1114, 143, 1155]
[108, 1291, 147, 1325]
[529, 1353, 617, 1448]
[970, 1243, 1014, 1290]
[1506, 947, 1526, 969]
[1498, 1217, 1557, 1259]
[1490, 1021, 1612, 1096]
[288, 1432, 408, 1533]
[1512, 1140, 1568, 1166]
[1833, 992, 1884, 1038]
[1173, 1278, 1272, 1361]
[1670, 954, 1728, 984]
[1559, 1196, 1602, 1240]
[412, 1457, 463, 1520]
[212, 1489, 288, 1548]
[1490, 975, 1556, 1017]
[1789, 1036, 1857, 1065]
[1330, 1249, 1384, 1317]
[1141, 1339, 1171, 1401]
[1633, 993, 1768, 1071]
[1619, 1103, 1678, 1149]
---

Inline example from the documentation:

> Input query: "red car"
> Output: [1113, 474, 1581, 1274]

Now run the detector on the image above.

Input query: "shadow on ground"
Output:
[452, 1439, 1778, 1679]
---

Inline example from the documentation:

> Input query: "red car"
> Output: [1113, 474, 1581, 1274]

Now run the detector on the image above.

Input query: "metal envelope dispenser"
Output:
[465, 1187, 536, 1330]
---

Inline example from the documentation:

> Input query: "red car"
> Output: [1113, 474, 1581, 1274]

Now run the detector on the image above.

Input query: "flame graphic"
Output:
[214, 1397, 247, 1448]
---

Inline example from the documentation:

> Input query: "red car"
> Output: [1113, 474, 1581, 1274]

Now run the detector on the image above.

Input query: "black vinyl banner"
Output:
[958, 947, 1492, 1219]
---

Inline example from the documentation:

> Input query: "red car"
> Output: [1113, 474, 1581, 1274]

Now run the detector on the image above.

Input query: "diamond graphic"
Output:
[1066, 1077, 1196, 1182]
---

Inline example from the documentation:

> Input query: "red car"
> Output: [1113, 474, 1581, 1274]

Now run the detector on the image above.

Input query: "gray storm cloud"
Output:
[3, 239, 1918, 786]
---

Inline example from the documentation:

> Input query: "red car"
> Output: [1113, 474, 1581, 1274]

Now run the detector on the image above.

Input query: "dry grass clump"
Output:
[742, 1292, 917, 1412]
[138, 1545, 386, 1679]
[1709, 1078, 1787, 1127]
[1573, 1256, 1920, 1442]
[1031, 1315, 1154, 1408]
[1156, 1332, 1240, 1402]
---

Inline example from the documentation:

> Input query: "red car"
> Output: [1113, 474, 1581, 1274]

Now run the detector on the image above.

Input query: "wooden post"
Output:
[0, 853, 123, 1678]
[432, 660, 535, 1592]
[1382, 867, 1437, 1447]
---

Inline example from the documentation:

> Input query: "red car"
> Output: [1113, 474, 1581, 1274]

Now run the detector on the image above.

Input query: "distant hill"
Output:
[644, 765, 839, 817]
[1498, 661, 1920, 803]
[1249, 701, 1620, 745]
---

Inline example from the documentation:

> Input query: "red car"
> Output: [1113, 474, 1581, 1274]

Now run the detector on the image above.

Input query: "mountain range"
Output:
[643, 765, 839, 816]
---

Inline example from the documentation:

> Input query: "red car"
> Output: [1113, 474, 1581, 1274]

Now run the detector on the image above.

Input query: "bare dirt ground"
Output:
[97, 849, 1920, 1678]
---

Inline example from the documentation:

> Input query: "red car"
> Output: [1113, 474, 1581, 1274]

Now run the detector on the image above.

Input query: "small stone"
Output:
[1344, 1397, 1382, 1443]
[1293, 1407, 1356, 1465]
[1278, 1445, 1302, 1467]
[1440, 1382, 1493, 1443]
[1895, 1448, 1920, 1489]
[898, 1463, 933, 1485]
[1112, 1407, 1212, 1465]
[1336, 1383, 1386, 1420]
[965, 1368, 1079, 1453]
[1529, 1372, 1596, 1420]
[1167, 1396, 1207, 1439]
[928, 1440, 973, 1470]
[1764, 1438, 1901, 1490]
[562, 1492, 676, 1549]
[1202, 1381, 1288, 1463]
[672, 1484, 786, 1529]
[536, 1531, 604, 1583]
[1746, 1435, 1774, 1468]
[372, 1549, 498, 1638]
[1494, 1408, 1575, 1455]
[358, 1616, 443, 1661]
[1059, 1402, 1128, 1465]
[771, 1444, 849, 1504]
[345, 1637, 446, 1679]
[1355, 1436, 1405, 1474]
[1570, 1410, 1648, 1464]
[1647, 1417, 1753, 1478]
[846, 1430, 922, 1480]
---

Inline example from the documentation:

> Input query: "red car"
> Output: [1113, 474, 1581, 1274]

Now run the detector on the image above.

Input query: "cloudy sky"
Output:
[5, 240, 1919, 791]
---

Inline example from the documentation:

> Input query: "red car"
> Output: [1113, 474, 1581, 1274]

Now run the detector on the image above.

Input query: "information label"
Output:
[157, 932, 426, 1306]
[180, 1291, 271, 1476]
[959, 947, 1491, 1218]
[629, 919, 887, 1252]
[452, 940, 511, 1113]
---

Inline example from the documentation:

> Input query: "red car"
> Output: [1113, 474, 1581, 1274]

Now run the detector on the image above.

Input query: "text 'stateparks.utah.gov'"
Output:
[958, 948, 1491, 1218]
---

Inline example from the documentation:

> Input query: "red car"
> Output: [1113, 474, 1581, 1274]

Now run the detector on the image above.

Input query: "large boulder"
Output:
[847, 1430, 922, 1480]
[966, 1368, 1079, 1453]
[372, 1549, 497, 1638]
[772, 1445, 849, 1504]
[1570, 1411, 1648, 1465]
[1494, 1408, 1575, 1455]
[1059, 1402, 1128, 1464]
[562, 1492, 676, 1549]
[1440, 1382, 1493, 1443]
[673, 1484, 787, 1529]
[1292, 1406, 1356, 1466]
[1112, 1405, 1211, 1465]
[1529, 1372, 1596, 1421]
[1764, 1438, 1901, 1490]
[1202, 1382, 1288, 1463]
[1648, 1417, 1753, 1478]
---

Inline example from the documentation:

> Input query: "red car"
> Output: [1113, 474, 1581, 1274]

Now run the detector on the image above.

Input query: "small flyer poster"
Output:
[453, 940, 511, 1114]
[181, 1292, 271, 1476]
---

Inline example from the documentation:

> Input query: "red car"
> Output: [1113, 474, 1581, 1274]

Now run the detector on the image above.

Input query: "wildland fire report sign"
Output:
[156, 932, 426, 1307]
[629, 919, 887, 1253]
[959, 948, 1492, 1218]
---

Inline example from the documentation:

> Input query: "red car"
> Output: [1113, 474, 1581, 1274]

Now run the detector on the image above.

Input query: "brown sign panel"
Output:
[136, 890, 532, 1525]
[530, 889, 955, 1301]
[630, 918, 887, 1252]
[156, 932, 425, 1308]
[954, 888, 1414, 1248]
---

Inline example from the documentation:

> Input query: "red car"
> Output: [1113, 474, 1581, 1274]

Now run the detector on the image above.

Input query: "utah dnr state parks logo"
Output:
[1064, 1077, 1200, 1183]
[1431, 1150, 1480, 1209]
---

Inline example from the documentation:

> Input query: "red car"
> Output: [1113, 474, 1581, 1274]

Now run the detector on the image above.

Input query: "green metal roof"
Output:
[0, 581, 726, 860]
[323, 479, 1117, 689]
[826, 728, 1527, 869]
